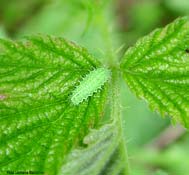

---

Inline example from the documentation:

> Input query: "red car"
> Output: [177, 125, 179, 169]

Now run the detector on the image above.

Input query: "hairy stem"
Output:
[96, 1, 130, 173]
[111, 68, 130, 174]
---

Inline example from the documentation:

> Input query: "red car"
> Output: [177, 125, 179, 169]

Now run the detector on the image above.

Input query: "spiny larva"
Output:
[71, 68, 111, 105]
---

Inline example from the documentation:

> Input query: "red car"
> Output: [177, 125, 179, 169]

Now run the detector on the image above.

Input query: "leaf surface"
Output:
[121, 17, 189, 127]
[0, 35, 107, 174]
[61, 123, 129, 175]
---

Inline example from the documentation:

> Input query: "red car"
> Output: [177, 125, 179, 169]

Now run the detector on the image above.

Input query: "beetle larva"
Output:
[71, 68, 111, 105]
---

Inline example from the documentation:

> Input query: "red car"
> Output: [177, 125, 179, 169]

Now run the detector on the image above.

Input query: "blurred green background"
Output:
[0, 0, 189, 175]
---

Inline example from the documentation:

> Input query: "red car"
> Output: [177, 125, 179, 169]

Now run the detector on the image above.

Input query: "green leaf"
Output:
[61, 122, 129, 175]
[16, 0, 119, 62]
[121, 17, 189, 127]
[154, 170, 169, 175]
[165, 0, 189, 15]
[0, 35, 108, 174]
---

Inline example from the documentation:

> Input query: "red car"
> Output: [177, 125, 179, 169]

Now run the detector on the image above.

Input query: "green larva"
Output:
[71, 68, 111, 105]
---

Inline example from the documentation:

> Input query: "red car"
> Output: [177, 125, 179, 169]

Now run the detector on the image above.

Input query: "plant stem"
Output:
[96, 1, 130, 173]
[111, 68, 130, 174]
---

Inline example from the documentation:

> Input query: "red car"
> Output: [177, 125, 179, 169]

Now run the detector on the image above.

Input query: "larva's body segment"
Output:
[71, 68, 111, 105]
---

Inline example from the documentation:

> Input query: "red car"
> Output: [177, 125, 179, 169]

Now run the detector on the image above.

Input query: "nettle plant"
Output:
[0, 16, 189, 175]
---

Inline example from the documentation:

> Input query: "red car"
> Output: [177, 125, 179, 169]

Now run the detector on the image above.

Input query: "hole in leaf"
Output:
[185, 49, 189, 53]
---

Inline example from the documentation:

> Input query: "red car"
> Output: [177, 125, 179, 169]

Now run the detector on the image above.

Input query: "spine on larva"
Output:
[71, 68, 111, 105]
